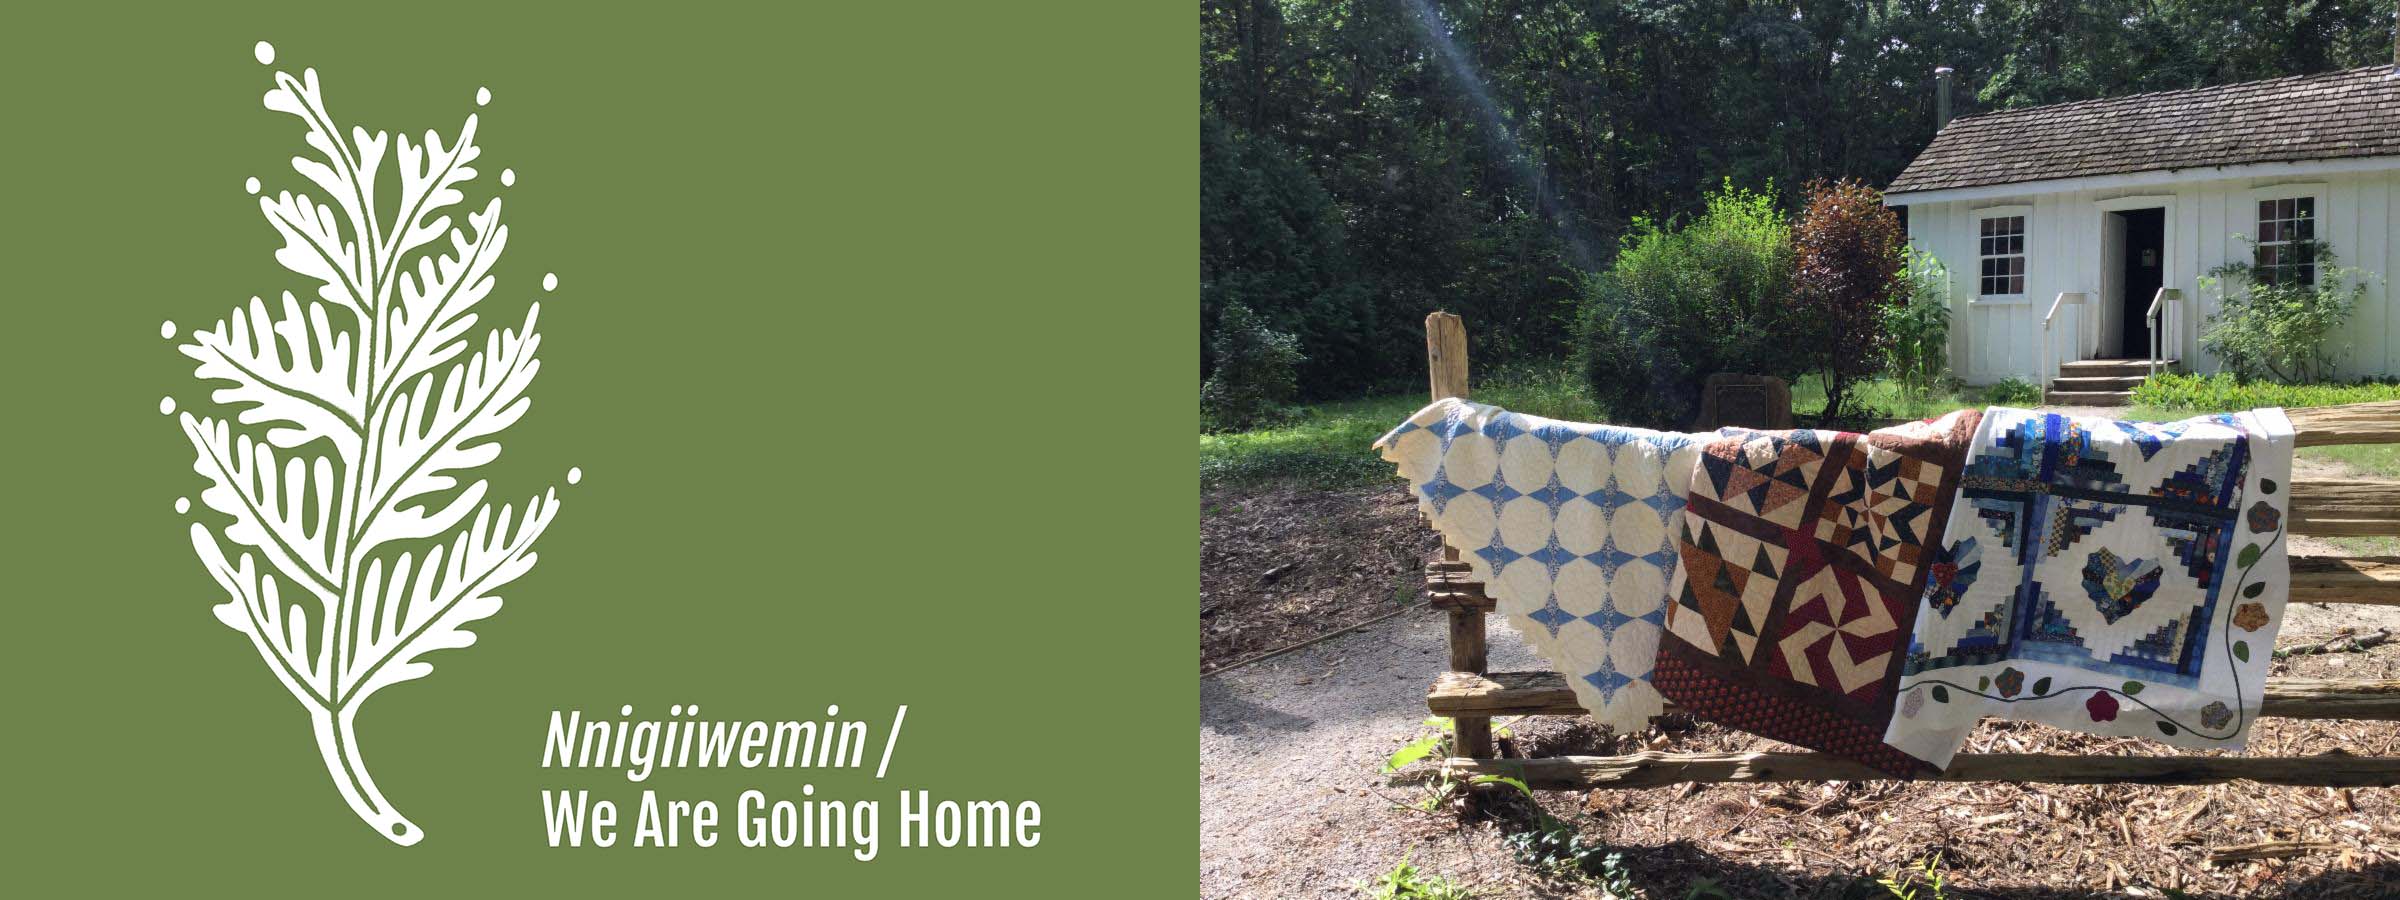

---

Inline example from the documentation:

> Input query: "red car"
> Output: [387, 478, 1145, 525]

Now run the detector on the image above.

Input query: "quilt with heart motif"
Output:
[1881, 407, 2294, 770]
[1649, 410, 1983, 777]
[1376, 398, 1703, 731]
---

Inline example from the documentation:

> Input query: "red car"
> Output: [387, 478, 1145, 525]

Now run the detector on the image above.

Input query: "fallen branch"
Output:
[2276, 627, 2394, 659]
[1201, 602, 1421, 678]
[2208, 840, 2335, 864]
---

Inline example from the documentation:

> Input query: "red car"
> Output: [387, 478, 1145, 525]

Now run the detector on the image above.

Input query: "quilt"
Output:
[1651, 410, 1983, 776]
[1882, 407, 2294, 770]
[1376, 398, 1703, 731]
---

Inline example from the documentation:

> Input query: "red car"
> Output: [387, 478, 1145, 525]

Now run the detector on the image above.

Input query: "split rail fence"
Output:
[1413, 312, 2400, 790]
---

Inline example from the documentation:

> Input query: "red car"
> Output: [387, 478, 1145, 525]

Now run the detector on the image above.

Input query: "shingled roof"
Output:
[1887, 64, 2400, 195]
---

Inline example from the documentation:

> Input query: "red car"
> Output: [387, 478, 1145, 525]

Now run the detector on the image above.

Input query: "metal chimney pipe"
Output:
[1935, 66, 1956, 129]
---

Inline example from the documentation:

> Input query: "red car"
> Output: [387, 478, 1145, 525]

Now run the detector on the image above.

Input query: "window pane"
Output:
[2293, 218, 2314, 241]
[2258, 245, 2279, 268]
[2008, 235, 2023, 254]
[2296, 197, 2315, 219]
[2008, 275, 2024, 294]
[2260, 220, 2280, 242]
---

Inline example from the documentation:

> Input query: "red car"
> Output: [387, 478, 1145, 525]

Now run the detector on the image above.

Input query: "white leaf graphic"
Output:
[173, 48, 567, 846]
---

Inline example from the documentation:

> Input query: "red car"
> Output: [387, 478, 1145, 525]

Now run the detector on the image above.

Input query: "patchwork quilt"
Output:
[1376, 398, 1703, 731]
[1883, 408, 2294, 769]
[1651, 410, 1983, 776]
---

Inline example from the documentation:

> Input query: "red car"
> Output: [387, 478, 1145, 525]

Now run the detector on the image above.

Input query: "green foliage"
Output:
[2130, 372, 2400, 412]
[1201, 303, 1307, 431]
[2199, 239, 2367, 382]
[1885, 249, 1954, 398]
[1381, 717, 1454, 775]
[1502, 819, 1635, 895]
[1984, 376, 2043, 407]
[1793, 180, 1908, 422]
[1878, 853, 1950, 900]
[1576, 182, 1810, 429]
[1200, 118, 1380, 398]
[1359, 854, 1474, 900]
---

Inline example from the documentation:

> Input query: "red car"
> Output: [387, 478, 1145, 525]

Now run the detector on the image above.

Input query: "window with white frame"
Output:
[1977, 214, 2025, 296]
[2255, 196, 2316, 286]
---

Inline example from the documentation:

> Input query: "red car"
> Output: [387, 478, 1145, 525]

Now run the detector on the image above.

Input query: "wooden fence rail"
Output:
[1405, 312, 2400, 790]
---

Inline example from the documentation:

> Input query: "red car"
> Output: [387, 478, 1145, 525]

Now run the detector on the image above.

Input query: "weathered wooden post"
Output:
[1424, 312, 1494, 758]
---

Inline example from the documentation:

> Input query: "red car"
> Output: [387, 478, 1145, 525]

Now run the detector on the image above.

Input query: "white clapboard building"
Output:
[1886, 64, 2400, 402]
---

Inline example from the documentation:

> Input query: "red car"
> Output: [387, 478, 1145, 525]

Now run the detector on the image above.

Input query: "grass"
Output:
[1200, 365, 1600, 490]
[2130, 372, 2400, 412]
[1204, 363, 2400, 490]
[1789, 374, 1985, 422]
[1197, 369, 2001, 492]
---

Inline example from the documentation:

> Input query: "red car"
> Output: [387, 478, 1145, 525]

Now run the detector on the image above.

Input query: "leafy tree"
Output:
[1200, 116, 1376, 397]
[1202, 304, 1307, 431]
[1792, 179, 1908, 422]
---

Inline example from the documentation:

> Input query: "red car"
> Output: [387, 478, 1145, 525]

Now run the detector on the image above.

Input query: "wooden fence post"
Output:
[1425, 312, 1493, 759]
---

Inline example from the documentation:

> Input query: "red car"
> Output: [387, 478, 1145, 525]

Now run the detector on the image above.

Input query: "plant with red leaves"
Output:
[1792, 179, 1909, 425]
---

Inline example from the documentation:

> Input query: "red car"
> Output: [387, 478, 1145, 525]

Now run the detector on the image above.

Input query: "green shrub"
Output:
[1983, 376, 2042, 407]
[1792, 179, 1908, 422]
[1201, 303, 1306, 431]
[1576, 181, 1811, 429]
[2199, 239, 2367, 383]
[1884, 248, 1953, 398]
[2131, 372, 2400, 412]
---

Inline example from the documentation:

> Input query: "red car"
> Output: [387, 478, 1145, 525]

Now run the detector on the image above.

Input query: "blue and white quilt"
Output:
[1882, 407, 2295, 769]
[1376, 399, 1703, 731]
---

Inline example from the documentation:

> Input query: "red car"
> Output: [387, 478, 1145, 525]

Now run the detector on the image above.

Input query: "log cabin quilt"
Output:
[1651, 410, 1983, 777]
[1376, 398, 1704, 732]
[1881, 407, 2294, 770]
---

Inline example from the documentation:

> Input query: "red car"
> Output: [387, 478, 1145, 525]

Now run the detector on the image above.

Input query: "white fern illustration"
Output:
[171, 42, 565, 846]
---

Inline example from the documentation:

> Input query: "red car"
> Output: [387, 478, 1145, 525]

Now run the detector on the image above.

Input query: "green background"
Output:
[4, 2, 1193, 893]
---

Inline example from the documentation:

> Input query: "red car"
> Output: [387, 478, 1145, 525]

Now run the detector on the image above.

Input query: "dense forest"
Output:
[1201, 0, 2400, 400]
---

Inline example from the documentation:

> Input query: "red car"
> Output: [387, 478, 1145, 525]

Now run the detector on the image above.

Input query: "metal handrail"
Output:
[2146, 287, 2183, 377]
[2037, 291, 2089, 401]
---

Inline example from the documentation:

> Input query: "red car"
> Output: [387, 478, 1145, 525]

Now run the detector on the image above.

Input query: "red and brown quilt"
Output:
[1651, 410, 1982, 776]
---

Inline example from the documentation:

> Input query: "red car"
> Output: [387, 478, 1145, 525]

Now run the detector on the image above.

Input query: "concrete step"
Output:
[2044, 390, 2132, 406]
[2059, 358, 2173, 376]
[2050, 375, 2146, 391]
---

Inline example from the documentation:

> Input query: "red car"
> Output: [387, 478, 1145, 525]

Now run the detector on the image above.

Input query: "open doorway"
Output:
[2109, 207, 2165, 358]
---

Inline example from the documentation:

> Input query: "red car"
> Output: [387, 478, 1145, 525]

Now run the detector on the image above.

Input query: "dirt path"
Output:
[1201, 451, 2400, 898]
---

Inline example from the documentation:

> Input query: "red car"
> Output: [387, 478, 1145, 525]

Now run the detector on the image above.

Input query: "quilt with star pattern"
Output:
[1376, 398, 1703, 731]
[1881, 407, 2294, 770]
[1651, 410, 1984, 777]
